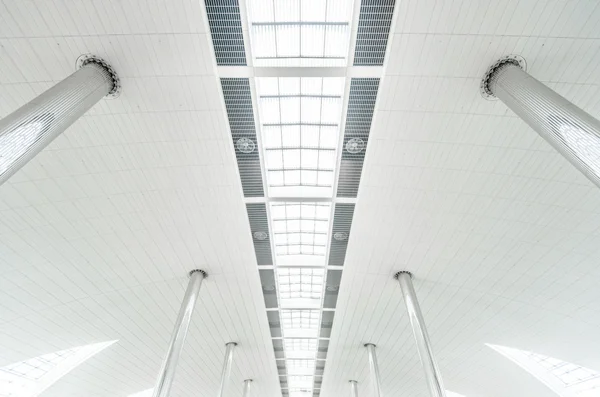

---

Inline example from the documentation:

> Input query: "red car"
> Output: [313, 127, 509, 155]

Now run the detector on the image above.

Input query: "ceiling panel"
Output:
[322, 1, 600, 397]
[0, 1, 280, 396]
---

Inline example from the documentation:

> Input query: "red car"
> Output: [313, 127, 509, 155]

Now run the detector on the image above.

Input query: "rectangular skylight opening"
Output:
[248, 0, 353, 66]
[277, 268, 324, 309]
[286, 359, 316, 375]
[284, 339, 318, 359]
[280, 310, 320, 338]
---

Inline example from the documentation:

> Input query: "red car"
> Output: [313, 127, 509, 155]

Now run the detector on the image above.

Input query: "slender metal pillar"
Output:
[364, 343, 382, 397]
[217, 342, 237, 397]
[349, 380, 359, 397]
[242, 379, 252, 397]
[482, 56, 600, 188]
[0, 54, 119, 185]
[152, 270, 207, 397]
[395, 272, 446, 397]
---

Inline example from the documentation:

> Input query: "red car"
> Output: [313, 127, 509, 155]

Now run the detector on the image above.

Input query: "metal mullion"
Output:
[253, 21, 349, 26]
[265, 146, 336, 151]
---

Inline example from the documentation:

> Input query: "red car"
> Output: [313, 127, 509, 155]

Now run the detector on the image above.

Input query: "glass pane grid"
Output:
[280, 310, 320, 331]
[258, 77, 343, 196]
[248, 0, 352, 67]
[525, 352, 600, 386]
[0, 348, 78, 381]
[271, 202, 331, 256]
[284, 339, 318, 352]
[278, 268, 324, 299]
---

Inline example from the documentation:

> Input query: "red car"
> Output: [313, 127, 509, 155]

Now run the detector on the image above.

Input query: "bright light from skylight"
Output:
[0, 340, 116, 397]
[258, 77, 344, 197]
[247, 0, 353, 66]
[488, 344, 600, 396]
[278, 267, 324, 309]
[280, 309, 320, 338]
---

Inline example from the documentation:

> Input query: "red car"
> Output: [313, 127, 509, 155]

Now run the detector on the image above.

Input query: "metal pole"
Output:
[364, 343, 382, 397]
[482, 56, 600, 188]
[152, 270, 207, 397]
[242, 379, 252, 397]
[217, 342, 237, 397]
[395, 272, 446, 397]
[349, 380, 358, 397]
[0, 54, 119, 185]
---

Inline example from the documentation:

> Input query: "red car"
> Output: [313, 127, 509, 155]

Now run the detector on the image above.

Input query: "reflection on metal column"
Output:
[0, 54, 120, 185]
[349, 380, 359, 397]
[395, 272, 446, 397]
[242, 379, 252, 397]
[217, 342, 238, 397]
[482, 55, 600, 188]
[364, 343, 382, 397]
[152, 270, 207, 397]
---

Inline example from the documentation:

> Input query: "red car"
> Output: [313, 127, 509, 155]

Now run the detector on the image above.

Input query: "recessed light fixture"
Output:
[237, 137, 256, 153]
[333, 232, 348, 241]
[345, 137, 365, 154]
[253, 231, 268, 240]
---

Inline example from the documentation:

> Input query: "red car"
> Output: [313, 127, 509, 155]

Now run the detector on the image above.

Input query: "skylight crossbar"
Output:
[253, 22, 349, 26]
[263, 123, 338, 127]
[265, 147, 336, 151]
[268, 167, 334, 172]
[261, 95, 342, 99]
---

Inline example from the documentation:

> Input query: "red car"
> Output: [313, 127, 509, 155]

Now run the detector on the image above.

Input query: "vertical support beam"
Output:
[242, 379, 252, 397]
[349, 380, 359, 397]
[0, 54, 119, 185]
[217, 342, 238, 397]
[364, 343, 382, 397]
[152, 270, 207, 397]
[395, 272, 446, 397]
[482, 56, 600, 188]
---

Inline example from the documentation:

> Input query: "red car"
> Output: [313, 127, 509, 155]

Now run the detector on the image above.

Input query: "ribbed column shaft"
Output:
[152, 270, 206, 397]
[397, 272, 446, 397]
[490, 63, 600, 187]
[0, 63, 112, 185]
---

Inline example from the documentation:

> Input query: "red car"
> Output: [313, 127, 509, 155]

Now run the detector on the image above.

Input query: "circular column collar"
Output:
[480, 54, 526, 100]
[76, 54, 121, 99]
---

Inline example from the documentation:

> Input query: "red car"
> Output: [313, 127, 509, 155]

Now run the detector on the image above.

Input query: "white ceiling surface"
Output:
[322, 1, 600, 397]
[0, 1, 281, 397]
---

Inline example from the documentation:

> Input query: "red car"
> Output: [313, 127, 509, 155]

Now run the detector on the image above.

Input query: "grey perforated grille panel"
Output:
[205, 0, 247, 65]
[221, 78, 265, 197]
[328, 203, 355, 266]
[353, 0, 396, 66]
[337, 78, 379, 197]
[246, 203, 273, 265]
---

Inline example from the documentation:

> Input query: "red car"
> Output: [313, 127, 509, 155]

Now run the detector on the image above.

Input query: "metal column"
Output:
[482, 56, 600, 188]
[0, 54, 119, 185]
[217, 342, 237, 397]
[349, 380, 359, 397]
[152, 270, 207, 397]
[395, 272, 446, 397]
[242, 379, 252, 397]
[364, 343, 382, 397]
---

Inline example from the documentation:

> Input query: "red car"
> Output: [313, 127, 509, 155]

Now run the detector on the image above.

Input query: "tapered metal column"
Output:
[242, 379, 252, 397]
[349, 380, 359, 397]
[152, 270, 207, 397]
[364, 343, 382, 397]
[0, 54, 120, 185]
[395, 272, 446, 397]
[482, 55, 600, 188]
[217, 342, 237, 397]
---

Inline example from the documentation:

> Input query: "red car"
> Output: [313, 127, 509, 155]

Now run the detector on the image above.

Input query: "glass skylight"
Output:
[283, 339, 318, 360]
[258, 77, 344, 197]
[278, 268, 324, 309]
[488, 344, 600, 396]
[248, 0, 353, 66]
[271, 202, 331, 259]
[0, 341, 116, 397]
[286, 359, 316, 375]
[280, 309, 320, 338]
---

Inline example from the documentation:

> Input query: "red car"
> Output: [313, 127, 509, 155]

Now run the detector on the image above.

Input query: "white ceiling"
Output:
[322, 1, 600, 397]
[0, 1, 280, 396]
[1, 1, 600, 397]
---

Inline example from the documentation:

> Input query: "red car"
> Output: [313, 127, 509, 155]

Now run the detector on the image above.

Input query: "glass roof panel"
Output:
[280, 310, 320, 338]
[248, 0, 353, 66]
[258, 78, 343, 197]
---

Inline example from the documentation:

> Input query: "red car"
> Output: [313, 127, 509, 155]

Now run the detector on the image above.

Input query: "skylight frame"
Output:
[258, 77, 344, 198]
[247, 0, 353, 67]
